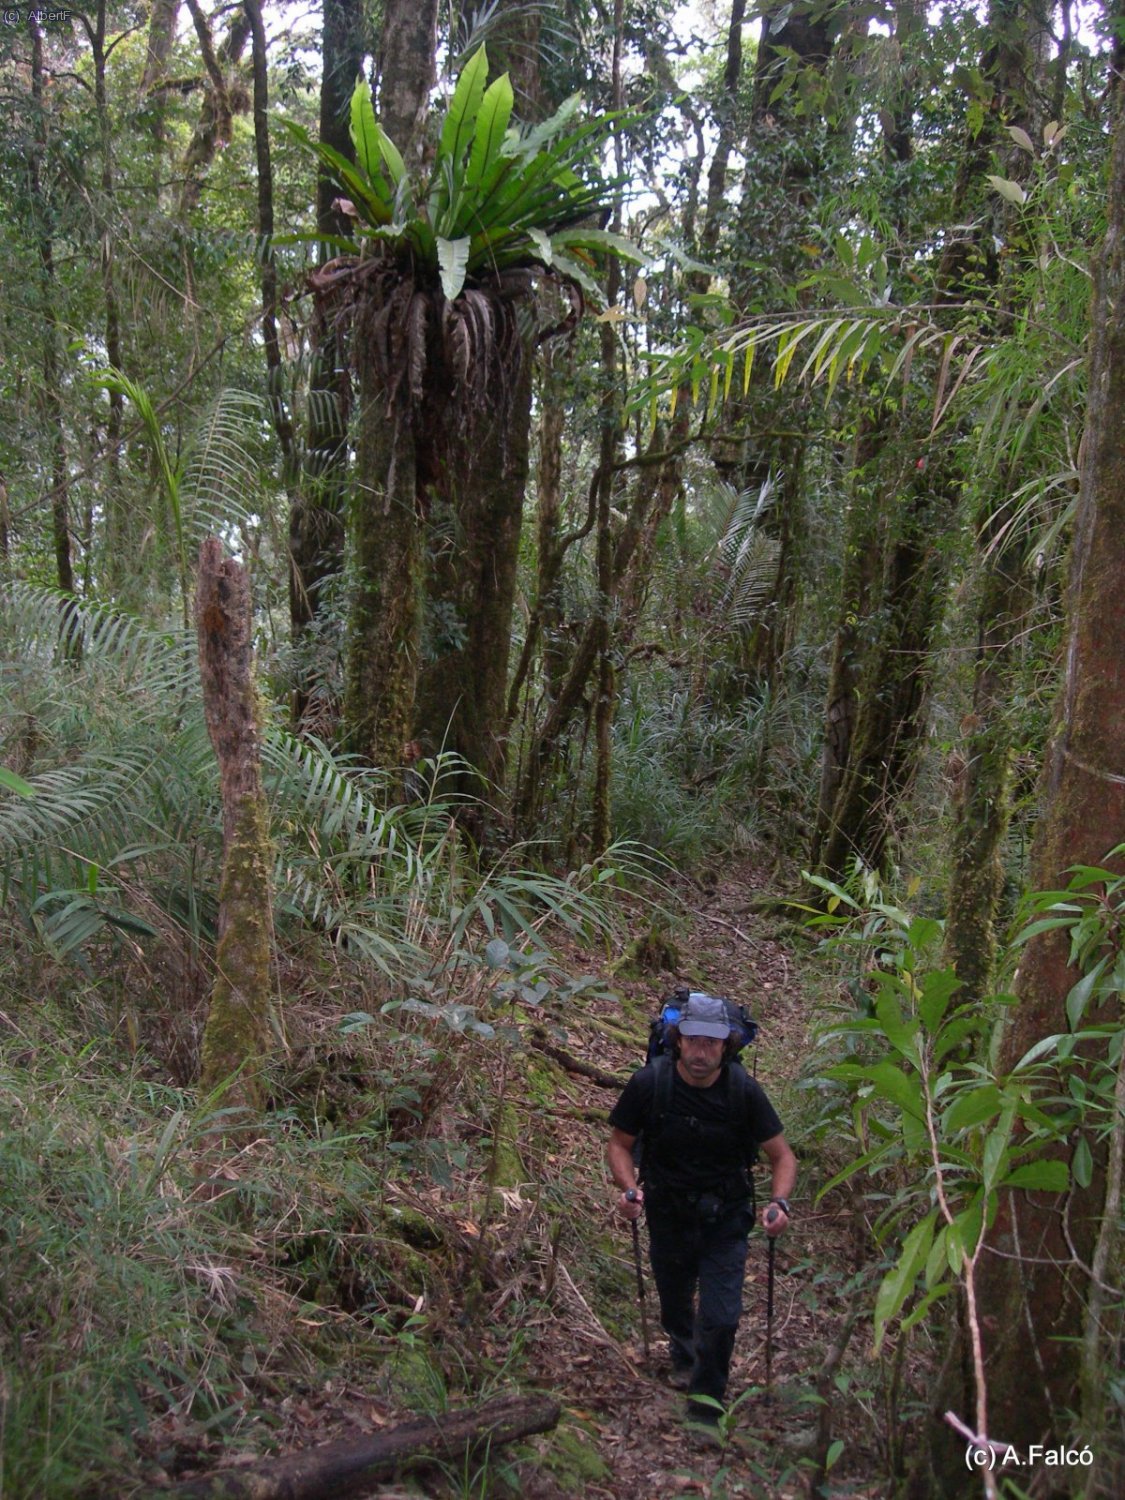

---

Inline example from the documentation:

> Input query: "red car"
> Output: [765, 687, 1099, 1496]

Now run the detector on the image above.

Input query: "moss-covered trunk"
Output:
[815, 446, 957, 881]
[811, 410, 885, 868]
[975, 40, 1125, 1478]
[414, 355, 533, 800]
[288, 0, 363, 724]
[195, 539, 273, 1113]
[942, 546, 1032, 1004]
[342, 340, 422, 769]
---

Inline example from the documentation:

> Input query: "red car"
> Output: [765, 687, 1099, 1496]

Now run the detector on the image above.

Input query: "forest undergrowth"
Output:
[0, 853, 917, 1500]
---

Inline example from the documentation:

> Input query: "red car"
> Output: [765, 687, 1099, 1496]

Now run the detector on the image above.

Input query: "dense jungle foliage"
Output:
[1, 1, 1123, 1495]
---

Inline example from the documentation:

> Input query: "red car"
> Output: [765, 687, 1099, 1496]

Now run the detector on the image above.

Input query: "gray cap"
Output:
[677, 993, 731, 1039]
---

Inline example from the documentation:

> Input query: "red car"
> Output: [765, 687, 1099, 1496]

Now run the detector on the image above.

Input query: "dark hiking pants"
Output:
[646, 1200, 753, 1411]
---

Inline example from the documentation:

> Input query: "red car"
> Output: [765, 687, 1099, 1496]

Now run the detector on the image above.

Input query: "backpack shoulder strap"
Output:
[724, 1062, 760, 1206]
[634, 1055, 676, 1181]
[651, 1053, 677, 1132]
[726, 1061, 761, 1155]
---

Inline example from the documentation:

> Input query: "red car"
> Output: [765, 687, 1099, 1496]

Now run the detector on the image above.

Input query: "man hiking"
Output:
[606, 991, 797, 1433]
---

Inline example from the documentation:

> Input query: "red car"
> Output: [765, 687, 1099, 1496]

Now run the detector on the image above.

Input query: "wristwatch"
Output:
[768, 1197, 791, 1216]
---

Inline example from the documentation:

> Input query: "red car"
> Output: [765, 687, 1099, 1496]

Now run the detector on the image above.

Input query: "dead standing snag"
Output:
[195, 537, 273, 1115]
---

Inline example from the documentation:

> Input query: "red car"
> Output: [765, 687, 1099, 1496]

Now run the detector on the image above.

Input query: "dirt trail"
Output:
[510, 862, 876, 1499]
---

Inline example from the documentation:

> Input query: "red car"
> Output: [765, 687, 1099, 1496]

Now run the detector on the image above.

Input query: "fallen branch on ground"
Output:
[529, 1031, 628, 1089]
[167, 1392, 562, 1498]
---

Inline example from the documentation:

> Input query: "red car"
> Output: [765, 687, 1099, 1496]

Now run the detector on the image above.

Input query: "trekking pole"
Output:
[764, 1205, 780, 1400]
[625, 1190, 651, 1361]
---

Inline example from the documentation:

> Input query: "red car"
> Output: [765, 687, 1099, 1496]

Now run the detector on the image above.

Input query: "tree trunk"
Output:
[411, 0, 543, 805]
[376, 0, 439, 162]
[717, 3, 841, 686]
[195, 539, 273, 1113]
[29, 21, 76, 618]
[179, 0, 252, 217]
[289, 0, 363, 724]
[513, 417, 686, 838]
[339, 0, 440, 769]
[942, 541, 1033, 1003]
[413, 354, 534, 799]
[976, 21, 1125, 1474]
[342, 333, 423, 768]
[815, 444, 957, 880]
[245, 0, 295, 472]
[811, 410, 884, 867]
[85, 1, 130, 603]
[942, 0, 1050, 1004]
[140, 0, 180, 155]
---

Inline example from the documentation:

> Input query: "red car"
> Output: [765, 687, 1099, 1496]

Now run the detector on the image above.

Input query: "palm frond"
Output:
[714, 479, 783, 627]
[180, 390, 268, 545]
[0, 584, 198, 706]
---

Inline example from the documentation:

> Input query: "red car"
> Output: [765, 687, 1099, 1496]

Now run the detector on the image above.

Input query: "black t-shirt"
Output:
[609, 1060, 784, 1201]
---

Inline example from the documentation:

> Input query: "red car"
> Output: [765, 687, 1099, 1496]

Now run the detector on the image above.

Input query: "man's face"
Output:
[678, 1031, 726, 1081]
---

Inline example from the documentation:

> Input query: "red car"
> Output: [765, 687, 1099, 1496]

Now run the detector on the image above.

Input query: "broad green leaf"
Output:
[986, 174, 1026, 205]
[102, 908, 161, 939]
[1011, 912, 1081, 946]
[982, 1099, 1016, 1192]
[874, 1211, 936, 1352]
[285, 124, 393, 226]
[901, 1281, 953, 1332]
[906, 916, 944, 952]
[350, 79, 386, 188]
[526, 227, 553, 265]
[874, 988, 920, 1065]
[377, 123, 405, 185]
[924, 1223, 948, 1289]
[825, 1059, 926, 1120]
[1066, 956, 1108, 1030]
[1072, 1136, 1093, 1189]
[943, 1083, 1001, 1134]
[483, 937, 510, 969]
[440, 45, 490, 167]
[920, 969, 960, 1033]
[436, 236, 471, 300]
[1064, 862, 1121, 886]
[1007, 125, 1035, 153]
[947, 1196, 984, 1269]
[1002, 1159, 1069, 1193]
[803, 871, 860, 909]
[466, 72, 515, 191]
[0, 767, 35, 797]
[516, 91, 584, 156]
[552, 226, 645, 263]
[549, 248, 604, 303]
